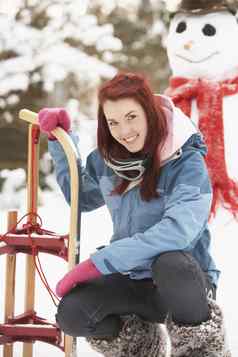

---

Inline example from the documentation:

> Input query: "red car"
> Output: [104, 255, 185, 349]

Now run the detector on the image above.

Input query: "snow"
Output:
[0, 1, 22, 16]
[210, 212, 238, 355]
[0, 169, 26, 210]
[164, 0, 181, 13]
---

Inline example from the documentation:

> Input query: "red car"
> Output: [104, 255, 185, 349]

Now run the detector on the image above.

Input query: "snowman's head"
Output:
[166, 10, 238, 80]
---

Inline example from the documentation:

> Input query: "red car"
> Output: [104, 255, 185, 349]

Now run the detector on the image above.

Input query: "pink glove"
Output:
[56, 259, 102, 297]
[38, 108, 71, 140]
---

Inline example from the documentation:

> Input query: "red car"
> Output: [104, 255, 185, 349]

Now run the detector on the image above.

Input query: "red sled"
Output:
[0, 110, 81, 356]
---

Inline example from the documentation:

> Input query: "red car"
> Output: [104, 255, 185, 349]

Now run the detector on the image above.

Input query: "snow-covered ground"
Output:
[0, 189, 238, 356]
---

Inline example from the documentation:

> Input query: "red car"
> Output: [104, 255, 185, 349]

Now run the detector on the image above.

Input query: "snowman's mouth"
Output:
[176, 51, 219, 63]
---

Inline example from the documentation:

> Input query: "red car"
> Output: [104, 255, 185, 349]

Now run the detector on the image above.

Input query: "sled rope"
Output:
[0, 212, 60, 306]
[34, 254, 60, 306]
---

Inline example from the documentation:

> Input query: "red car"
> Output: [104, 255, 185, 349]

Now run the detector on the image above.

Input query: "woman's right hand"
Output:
[38, 108, 71, 140]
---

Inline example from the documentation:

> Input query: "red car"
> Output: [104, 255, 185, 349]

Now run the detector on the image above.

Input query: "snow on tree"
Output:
[90, 0, 170, 92]
[0, 0, 120, 197]
[0, 0, 120, 123]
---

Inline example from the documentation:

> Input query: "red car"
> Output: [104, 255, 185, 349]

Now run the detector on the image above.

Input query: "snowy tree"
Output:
[0, 0, 170, 129]
[0, 0, 119, 169]
[90, 0, 170, 92]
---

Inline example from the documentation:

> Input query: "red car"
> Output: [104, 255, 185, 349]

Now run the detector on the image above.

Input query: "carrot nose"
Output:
[184, 41, 193, 50]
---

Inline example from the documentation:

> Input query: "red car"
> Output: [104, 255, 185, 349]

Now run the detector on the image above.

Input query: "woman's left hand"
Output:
[56, 258, 102, 297]
[38, 108, 71, 140]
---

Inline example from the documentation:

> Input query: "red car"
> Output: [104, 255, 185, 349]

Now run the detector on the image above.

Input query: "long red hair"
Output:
[97, 72, 168, 201]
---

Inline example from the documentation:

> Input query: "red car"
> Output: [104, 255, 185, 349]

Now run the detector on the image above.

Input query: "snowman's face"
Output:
[166, 11, 238, 79]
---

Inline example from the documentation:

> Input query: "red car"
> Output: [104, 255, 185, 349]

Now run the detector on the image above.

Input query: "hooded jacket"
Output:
[48, 95, 220, 286]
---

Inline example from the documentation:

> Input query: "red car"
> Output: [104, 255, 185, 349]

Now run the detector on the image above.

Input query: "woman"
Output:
[38, 73, 229, 357]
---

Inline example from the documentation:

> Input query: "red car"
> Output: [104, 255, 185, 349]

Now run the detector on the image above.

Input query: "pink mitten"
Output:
[38, 108, 71, 140]
[55, 259, 102, 297]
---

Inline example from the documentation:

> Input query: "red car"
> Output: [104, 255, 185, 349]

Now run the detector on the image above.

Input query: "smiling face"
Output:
[103, 98, 148, 153]
[166, 11, 238, 80]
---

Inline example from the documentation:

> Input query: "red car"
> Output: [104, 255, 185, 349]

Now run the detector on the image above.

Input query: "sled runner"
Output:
[0, 109, 81, 357]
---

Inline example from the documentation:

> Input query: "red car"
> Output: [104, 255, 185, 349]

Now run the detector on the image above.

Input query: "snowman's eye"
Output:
[202, 24, 216, 36]
[176, 21, 187, 33]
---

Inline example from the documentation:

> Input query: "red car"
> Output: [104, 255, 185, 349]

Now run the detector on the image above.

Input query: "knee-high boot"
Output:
[87, 315, 170, 357]
[166, 299, 232, 357]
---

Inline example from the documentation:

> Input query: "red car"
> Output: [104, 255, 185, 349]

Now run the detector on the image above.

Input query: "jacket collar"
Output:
[124, 95, 198, 193]
[156, 94, 198, 165]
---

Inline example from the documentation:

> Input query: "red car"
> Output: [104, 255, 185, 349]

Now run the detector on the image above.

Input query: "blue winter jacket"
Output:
[48, 95, 220, 286]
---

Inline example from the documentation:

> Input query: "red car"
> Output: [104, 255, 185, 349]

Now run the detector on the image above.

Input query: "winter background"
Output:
[0, 0, 238, 356]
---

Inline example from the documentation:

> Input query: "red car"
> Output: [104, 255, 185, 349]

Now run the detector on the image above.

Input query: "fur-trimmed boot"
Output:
[166, 299, 232, 357]
[86, 315, 169, 357]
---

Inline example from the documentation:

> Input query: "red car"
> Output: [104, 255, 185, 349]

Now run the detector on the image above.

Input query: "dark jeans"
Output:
[56, 251, 216, 338]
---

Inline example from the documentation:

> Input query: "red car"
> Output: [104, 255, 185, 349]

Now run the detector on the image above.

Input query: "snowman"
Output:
[165, 0, 238, 219]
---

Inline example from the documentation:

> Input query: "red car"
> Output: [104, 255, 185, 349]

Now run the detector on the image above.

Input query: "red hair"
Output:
[97, 72, 168, 201]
